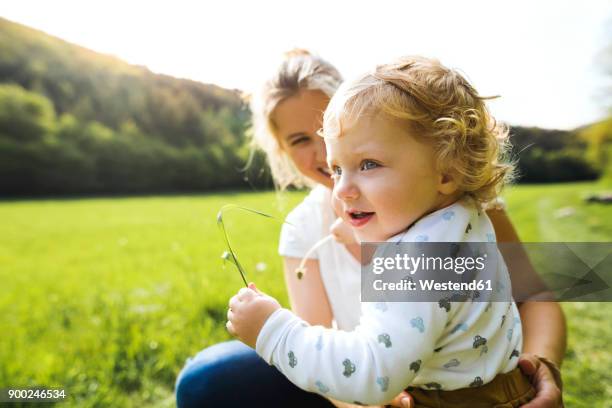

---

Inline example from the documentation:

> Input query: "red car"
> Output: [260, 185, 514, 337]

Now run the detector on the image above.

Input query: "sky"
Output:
[1, 0, 611, 130]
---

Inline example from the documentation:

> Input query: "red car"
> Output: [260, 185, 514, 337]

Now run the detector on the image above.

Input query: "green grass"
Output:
[503, 180, 612, 407]
[0, 181, 611, 407]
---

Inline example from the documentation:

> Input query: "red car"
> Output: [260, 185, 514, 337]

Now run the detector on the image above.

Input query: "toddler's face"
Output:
[326, 115, 451, 242]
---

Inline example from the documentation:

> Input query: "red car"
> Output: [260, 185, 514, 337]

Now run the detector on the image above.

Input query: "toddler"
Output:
[227, 56, 534, 407]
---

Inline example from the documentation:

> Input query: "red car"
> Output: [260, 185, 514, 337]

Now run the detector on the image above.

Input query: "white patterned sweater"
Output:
[256, 199, 522, 405]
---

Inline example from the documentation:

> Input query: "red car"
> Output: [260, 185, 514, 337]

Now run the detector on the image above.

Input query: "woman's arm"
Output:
[488, 208, 566, 407]
[283, 257, 334, 328]
[518, 301, 567, 366]
[487, 208, 567, 364]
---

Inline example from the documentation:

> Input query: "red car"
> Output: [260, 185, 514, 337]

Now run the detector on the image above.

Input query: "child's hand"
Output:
[226, 282, 281, 348]
[330, 217, 358, 245]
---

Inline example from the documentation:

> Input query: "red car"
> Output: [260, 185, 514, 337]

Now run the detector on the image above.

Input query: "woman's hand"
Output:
[226, 283, 281, 348]
[386, 391, 414, 408]
[518, 353, 564, 407]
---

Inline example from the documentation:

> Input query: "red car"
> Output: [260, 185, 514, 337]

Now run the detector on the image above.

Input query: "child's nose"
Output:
[334, 174, 359, 202]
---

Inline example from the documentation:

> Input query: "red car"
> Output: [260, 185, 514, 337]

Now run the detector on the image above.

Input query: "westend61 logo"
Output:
[361, 242, 612, 303]
[371, 275, 493, 292]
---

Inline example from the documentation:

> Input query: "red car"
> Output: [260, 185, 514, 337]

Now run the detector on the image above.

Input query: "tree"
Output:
[0, 83, 55, 143]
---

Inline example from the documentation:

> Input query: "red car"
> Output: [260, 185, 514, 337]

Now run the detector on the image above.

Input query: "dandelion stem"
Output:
[295, 234, 334, 279]
[216, 204, 277, 287]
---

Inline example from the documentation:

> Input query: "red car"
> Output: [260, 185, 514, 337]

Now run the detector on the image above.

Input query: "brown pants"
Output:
[405, 368, 536, 408]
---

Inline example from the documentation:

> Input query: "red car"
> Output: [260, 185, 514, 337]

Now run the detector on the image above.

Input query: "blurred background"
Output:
[0, 1, 610, 406]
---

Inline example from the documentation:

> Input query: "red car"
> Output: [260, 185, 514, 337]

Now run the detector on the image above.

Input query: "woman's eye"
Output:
[332, 166, 342, 177]
[360, 160, 379, 171]
[290, 136, 310, 146]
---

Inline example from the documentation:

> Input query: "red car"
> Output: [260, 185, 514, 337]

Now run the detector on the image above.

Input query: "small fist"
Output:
[227, 283, 281, 348]
[330, 217, 358, 245]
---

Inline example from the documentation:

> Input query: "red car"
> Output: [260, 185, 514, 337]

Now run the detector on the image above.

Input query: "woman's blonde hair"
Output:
[323, 55, 514, 205]
[246, 49, 343, 190]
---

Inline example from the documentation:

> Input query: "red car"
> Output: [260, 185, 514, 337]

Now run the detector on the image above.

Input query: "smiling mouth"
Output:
[347, 210, 375, 227]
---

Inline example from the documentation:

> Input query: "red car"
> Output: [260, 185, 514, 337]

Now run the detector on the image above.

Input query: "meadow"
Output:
[1, 179, 611, 407]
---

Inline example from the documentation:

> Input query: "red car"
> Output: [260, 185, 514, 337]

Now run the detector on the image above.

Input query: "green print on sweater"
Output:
[377, 333, 392, 348]
[342, 359, 356, 378]
[288, 351, 297, 368]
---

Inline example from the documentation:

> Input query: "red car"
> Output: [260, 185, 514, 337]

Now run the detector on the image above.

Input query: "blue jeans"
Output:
[175, 340, 336, 408]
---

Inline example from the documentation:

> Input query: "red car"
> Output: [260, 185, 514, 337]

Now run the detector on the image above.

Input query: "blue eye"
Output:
[332, 166, 342, 177]
[360, 160, 379, 171]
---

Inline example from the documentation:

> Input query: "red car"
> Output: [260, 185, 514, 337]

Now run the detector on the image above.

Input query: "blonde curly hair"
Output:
[246, 49, 343, 190]
[323, 55, 514, 205]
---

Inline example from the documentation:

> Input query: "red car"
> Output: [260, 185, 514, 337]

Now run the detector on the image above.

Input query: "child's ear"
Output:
[438, 173, 459, 195]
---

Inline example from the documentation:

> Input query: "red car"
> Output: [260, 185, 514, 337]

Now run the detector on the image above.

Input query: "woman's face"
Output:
[272, 89, 334, 188]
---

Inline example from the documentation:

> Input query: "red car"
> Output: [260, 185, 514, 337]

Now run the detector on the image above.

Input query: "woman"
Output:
[175, 50, 566, 408]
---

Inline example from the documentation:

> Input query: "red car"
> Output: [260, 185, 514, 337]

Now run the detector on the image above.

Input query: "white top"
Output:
[277, 187, 506, 330]
[278, 185, 362, 330]
[267, 199, 522, 405]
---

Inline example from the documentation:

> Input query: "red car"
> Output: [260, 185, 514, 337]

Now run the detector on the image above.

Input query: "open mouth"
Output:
[347, 210, 375, 227]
